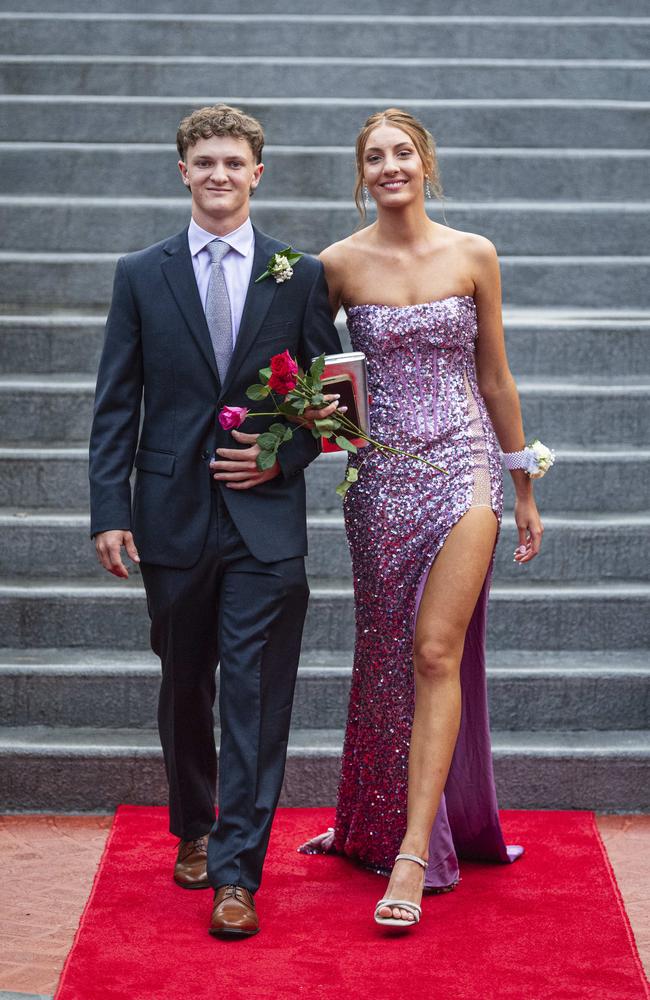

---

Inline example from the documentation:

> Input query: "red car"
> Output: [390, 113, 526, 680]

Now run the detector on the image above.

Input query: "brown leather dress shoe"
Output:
[173, 837, 210, 889]
[209, 885, 259, 938]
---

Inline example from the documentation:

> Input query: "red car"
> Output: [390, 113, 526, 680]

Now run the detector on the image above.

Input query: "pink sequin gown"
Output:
[332, 295, 522, 889]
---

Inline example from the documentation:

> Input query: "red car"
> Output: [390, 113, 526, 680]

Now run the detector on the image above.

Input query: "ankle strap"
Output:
[395, 853, 427, 869]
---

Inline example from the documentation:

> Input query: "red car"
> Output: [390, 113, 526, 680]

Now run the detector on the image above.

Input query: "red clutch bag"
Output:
[312, 352, 370, 453]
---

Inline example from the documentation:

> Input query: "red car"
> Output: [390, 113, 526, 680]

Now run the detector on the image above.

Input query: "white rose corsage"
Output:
[255, 247, 303, 284]
[502, 439, 555, 479]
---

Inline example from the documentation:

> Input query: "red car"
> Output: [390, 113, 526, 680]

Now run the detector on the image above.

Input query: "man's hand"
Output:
[95, 529, 140, 578]
[210, 429, 281, 490]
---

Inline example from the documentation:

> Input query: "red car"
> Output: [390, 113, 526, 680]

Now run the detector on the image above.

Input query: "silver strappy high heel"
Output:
[374, 853, 427, 928]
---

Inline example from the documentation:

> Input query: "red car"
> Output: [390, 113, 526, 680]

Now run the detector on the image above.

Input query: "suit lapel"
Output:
[160, 229, 220, 386]
[218, 227, 280, 401]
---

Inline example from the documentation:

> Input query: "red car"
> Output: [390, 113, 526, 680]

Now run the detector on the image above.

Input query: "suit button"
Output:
[201, 450, 210, 461]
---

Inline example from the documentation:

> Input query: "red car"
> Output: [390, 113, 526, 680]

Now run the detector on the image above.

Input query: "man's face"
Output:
[178, 135, 263, 228]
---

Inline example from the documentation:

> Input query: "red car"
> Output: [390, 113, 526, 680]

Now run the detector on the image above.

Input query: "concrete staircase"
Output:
[0, 2, 648, 812]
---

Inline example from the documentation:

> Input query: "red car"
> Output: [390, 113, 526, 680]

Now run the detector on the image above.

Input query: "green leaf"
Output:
[246, 384, 270, 401]
[345, 466, 359, 483]
[314, 417, 337, 433]
[259, 367, 271, 385]
[254, 270, 270, 284]
[269, 422, 287, 437]
[257, 449, 277, 471]
[278, 247, 303, 265]
[311, 428, 322, 439]
[257, 433, 280, 451]
[277, 401, 301, 417]
[309, 354, 326, 382]
[335, 479, 353, 498]
[282, 426, 294, 443]
[310, 393, 325, 406]
[285, 392, 304, 409]
[336, 436, 358, 454]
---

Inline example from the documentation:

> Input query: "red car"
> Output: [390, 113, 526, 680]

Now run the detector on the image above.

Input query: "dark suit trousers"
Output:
[140, 485, 309, 893]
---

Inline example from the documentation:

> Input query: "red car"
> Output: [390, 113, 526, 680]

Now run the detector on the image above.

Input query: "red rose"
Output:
[268, 373, 297, 396]
[270, 349, 298, 379]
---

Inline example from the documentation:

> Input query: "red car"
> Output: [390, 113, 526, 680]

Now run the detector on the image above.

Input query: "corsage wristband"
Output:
[502, 439, 555, 480]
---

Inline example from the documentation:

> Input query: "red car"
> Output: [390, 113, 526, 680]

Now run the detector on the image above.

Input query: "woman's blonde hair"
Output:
[354, 107, 442, 219]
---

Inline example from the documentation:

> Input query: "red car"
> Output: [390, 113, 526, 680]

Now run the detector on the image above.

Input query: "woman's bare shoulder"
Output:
[440, 224, 497, 261]
[320, 230, 371, 268]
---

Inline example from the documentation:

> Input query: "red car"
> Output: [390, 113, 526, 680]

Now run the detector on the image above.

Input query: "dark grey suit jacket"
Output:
[88, 225, 342, 566]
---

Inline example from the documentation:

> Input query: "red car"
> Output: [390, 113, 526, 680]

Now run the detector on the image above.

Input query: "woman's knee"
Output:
[413, 636, 459, 684]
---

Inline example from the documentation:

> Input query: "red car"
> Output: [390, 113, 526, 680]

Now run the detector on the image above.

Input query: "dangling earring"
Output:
[425, 178, 432, 200]
[363, 184, 370, 209]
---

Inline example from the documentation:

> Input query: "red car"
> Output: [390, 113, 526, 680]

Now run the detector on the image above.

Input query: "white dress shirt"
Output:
[188, 216, 255, 347]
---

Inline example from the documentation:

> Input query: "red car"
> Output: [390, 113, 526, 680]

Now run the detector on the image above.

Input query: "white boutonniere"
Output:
[255, 247, 303, 284]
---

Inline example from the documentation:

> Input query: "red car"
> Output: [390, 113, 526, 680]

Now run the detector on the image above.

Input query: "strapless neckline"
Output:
[347, 294, 474, 315]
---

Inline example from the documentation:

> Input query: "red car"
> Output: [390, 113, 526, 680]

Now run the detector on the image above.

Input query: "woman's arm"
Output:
[296, 244, 348, 428]
[471, 237, 544, 563]
[319, 243, 345, 318]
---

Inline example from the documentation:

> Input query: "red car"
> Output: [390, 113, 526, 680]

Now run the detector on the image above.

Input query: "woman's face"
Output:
[362, 124, 426, 209]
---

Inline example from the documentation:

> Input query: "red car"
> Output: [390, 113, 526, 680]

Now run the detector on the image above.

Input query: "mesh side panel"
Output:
[463, 371, 492, 508]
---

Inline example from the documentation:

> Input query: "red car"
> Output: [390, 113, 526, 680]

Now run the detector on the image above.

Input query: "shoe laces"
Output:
[179, 836, 207, 858]
[222, 885, 250, 903]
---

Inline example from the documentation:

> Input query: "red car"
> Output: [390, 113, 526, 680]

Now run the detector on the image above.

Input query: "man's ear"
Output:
[178, 159, 191, 188]
[250, 161, 264, 193]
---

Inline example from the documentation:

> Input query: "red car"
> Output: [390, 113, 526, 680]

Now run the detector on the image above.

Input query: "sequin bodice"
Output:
[348, 295, 477, 443]
[345, 295, 502, 516]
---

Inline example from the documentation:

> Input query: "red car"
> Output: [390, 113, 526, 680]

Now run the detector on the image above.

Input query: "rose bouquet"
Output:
[219, 350, 446, 498]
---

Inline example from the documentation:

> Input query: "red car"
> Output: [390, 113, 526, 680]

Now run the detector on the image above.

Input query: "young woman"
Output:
[301, 108, 546, 929]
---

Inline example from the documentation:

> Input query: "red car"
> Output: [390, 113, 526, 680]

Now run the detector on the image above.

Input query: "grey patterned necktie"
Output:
[205, 239, 233, 381]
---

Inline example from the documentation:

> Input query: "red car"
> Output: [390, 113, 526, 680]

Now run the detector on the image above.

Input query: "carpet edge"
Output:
[591, 813, 650, 997]
[52, 810, 119, 1000]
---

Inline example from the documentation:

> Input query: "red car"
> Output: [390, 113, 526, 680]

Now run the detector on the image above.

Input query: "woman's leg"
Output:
[378, 506, 498, 920]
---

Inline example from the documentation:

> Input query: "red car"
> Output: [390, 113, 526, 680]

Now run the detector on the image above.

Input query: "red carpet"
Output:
[55, 807, 648, 1000]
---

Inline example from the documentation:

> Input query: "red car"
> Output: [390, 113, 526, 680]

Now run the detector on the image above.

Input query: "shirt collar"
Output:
[188, 216, 254, 260]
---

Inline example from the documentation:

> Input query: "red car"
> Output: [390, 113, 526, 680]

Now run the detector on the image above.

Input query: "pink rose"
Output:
[218, 405, 250, 430]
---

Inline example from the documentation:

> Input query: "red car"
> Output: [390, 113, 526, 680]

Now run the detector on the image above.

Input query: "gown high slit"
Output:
[304, 295, 522, 889]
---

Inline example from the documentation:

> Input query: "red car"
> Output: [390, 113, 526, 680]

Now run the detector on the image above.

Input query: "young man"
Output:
[89, 104, 341, 938]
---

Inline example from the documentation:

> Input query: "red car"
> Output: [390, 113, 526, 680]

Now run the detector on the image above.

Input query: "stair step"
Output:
[1, 96, 647, 149]
[1, 510, 648, 584]
[1, 14, 648, 60]
[2, 197, 648, 256]
[0, 578, 648, 650]
[2, 56, 648, 100]
[0, 648, 646, 732]
[1, 253, 648, 309]
[0, 724, 647, 810]
[1, 374, 645, 446]
[1, 446, 647, 514]
[7, 0, 649, 16]
[2, 310, 648, 377]
[3, 144, 649, 202]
